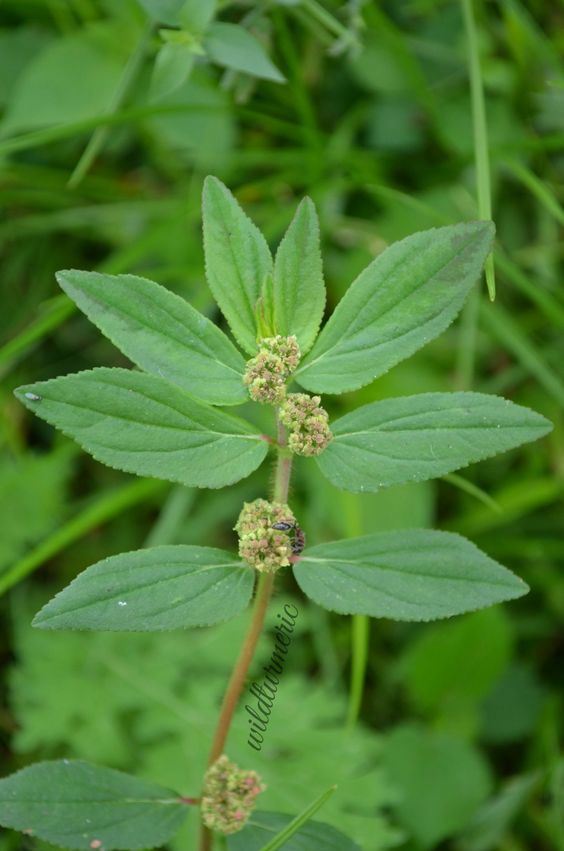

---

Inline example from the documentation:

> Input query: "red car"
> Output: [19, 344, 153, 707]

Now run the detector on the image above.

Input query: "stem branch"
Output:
[198, 418, 293, 851]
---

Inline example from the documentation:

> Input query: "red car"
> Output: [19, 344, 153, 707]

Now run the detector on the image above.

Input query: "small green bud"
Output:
[243, 335, 300, 404]
[279, 393, 333, 456]
[235, 498, 296, 572]
[201, 755, 265, 835]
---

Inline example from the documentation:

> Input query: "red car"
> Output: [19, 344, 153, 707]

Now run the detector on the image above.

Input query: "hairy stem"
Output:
[198, 418, 293, 851]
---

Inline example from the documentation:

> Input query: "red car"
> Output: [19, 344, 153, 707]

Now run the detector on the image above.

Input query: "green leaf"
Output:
[295, 222, 495, 394]
[150, 42, 196, 100]
[202, 176, 273, 354]
[401, 608, 513, 719]
[273, 198, 326, 356]
[205, 23, 286, 83]
[179, 0, 216, 34]
[381, 725, 492, 848]
[33, 545, 253, 632]
[293, 530, 528, 622]
[0, 760, 187, 850]
[1, 27, 125, 134]
[317, 392, 552, 492]
[56, 270, 247, 406]
[137, 0, 185, 25]
[227, 811, 361, 851]
[15, 368, 268, 489]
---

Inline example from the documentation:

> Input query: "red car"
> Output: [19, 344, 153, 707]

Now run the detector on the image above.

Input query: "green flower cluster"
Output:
[201, 755, 265, 835]
[235, 499, 296, 572]
[280, 392, 333, 456]
[243, 335, 300, 404]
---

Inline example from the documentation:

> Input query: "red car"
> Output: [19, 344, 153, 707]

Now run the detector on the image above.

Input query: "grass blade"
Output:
[461, 0, 496, 300]
[258, 785, 337, 851]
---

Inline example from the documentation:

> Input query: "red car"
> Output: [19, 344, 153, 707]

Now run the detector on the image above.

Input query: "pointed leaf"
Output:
[0, 760, 187, 850]
[202, 176, 273, 354]
[317, 392, 552, 492]
[294, 530, 528, 622]
[33, 545, 253, 632]
[273, 197, 326, 355]
[179, 0, 216, 34]
[227, 811, 361, 851]
[205, 23, 286, 83]
[150, 42, 195, 100]
[296, 222, 495, 394]
[56, 270, 247, 406]
[15, 368, 268, 488]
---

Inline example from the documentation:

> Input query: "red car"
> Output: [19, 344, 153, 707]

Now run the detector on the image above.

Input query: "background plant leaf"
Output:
[273, 197, 326, 355]
[202, 176, 273, 354]
[381, 725, 492, 849]
[15, 368, 268, 488]
[317, 392, 552, 492]
[294, 530, 528, 621]
[0, 25, 126, 134]
[0, 760, 188, 850]
[137, 0, 184, 26]
[295, 222, 495, 394]
[150, 43, 196, 101]
[33, 545, 253, 632]
[205, 23, 286, 83]
[227, 811, 362, 850]
[56, 270, 247, 406]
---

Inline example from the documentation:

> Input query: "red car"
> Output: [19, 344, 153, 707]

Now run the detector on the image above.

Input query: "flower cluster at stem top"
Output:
[201, 754, 265, 835]
[235, 499, 296, 572]
[243, 335, 333, 456]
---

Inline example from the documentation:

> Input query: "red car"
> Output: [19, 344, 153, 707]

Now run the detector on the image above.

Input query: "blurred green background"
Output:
[0, 1, 563, 849]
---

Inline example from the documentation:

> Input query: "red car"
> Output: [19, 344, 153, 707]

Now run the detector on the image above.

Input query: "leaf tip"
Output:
[14, 385, 43, 406]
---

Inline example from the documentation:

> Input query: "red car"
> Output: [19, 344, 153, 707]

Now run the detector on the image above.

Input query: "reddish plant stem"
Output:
[198, 420, 292, 851]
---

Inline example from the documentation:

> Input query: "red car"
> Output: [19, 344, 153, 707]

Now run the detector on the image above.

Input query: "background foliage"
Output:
[0, 1, 562, 849]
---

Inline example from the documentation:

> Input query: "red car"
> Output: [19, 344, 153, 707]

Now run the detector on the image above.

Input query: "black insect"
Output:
[271, 521, 306, 556]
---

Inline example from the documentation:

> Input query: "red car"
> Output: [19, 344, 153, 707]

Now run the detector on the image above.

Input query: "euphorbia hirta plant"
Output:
[1, 177, 551, 850]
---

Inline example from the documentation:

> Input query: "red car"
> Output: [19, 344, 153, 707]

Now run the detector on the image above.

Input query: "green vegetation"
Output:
[0, 1, 562, 850]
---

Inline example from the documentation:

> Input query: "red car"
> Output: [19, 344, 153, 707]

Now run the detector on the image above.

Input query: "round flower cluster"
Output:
[243, 335, 300, 404]
[235, 499, 296, 572]
[201, 754, 265, 835]
[279, 393, 333, 456]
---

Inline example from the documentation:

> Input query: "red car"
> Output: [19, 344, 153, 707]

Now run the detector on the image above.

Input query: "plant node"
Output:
[201, 754, 265, 835]
[279, 392, 333, 456]
[235, 499, 296, 572]
[243, 335, 300, 404]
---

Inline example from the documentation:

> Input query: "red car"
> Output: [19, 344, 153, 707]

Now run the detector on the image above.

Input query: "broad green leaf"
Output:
[1, 27, 124, 134]
[295, 222, 495, 394]
[137, 0, 184, 25]
[317, 392, 552, 492]
[293, 530, 528, 622]
[150, 42, 195, 100]
[273, 198, 326, 355]
[56, 270, 247, 406]
[381, 725, 491, 848]
[33, 545, 253, 632]
[202, 176, 273, 354]
[227, 811, 361, 851]
[205, 23, 286, 83]
[15, 368, 268, 489]
[401, 608, 512, 717]
[0, 760, 187, 849]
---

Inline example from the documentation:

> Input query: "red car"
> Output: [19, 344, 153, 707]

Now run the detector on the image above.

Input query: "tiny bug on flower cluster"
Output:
[271, 521, 306, 556]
